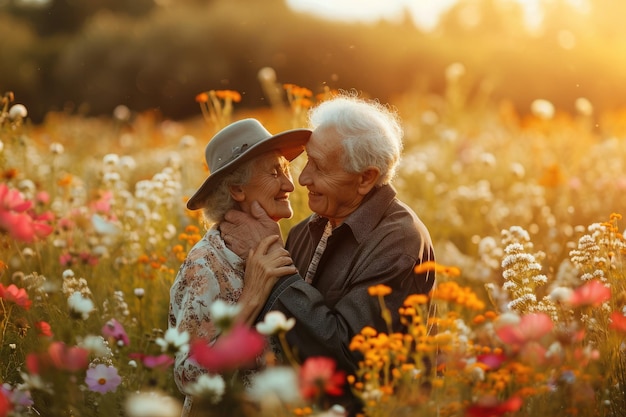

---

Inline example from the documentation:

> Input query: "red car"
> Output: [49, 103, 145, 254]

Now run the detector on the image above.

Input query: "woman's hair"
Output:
[198, 159, 256, 226]
[308, 92, 403, 185]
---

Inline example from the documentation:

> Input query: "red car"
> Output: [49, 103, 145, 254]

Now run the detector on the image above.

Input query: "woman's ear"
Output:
[229, 185, 246, 202]
[357, 167, 381, 195]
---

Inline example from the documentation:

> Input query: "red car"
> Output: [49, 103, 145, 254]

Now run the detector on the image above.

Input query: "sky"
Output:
[285, 0, 590, 31]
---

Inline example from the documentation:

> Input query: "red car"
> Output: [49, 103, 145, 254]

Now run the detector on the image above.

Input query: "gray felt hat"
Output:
[186, 118, 311, 210]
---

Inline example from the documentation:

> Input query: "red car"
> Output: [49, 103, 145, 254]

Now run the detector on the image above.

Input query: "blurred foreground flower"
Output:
[125, 390, 182, 417]
[0, 283, 32, 310]
[256, 310, 295, 335]
[299, 357, 345, 401]
[0, 183, 54, 243]
[190, 323, 265, 373]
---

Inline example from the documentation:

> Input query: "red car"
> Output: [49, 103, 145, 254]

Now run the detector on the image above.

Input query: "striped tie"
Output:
[304, 221, 332, 284]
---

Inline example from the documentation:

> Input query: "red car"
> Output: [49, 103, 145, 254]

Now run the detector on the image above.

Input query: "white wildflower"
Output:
[125, 390, 182, 417]
[9, 104, 28, 119]
[183, 374, 226, 404]
[247, 366, 301, 407]
[256, 311, 296, 335]
[155, 328, 190, 354]
[67, 292, 95, 320]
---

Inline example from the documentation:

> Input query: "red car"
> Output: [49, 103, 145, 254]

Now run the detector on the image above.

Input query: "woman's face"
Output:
[236, 152, 295, 221]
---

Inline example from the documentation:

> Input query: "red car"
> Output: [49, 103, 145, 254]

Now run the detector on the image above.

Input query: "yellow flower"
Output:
[195, 92, 209, 103]
[368, 284, 392, 297]
[214, 89, 242, 102]
[414, 261, 461, 277]
[361, 326, 378, 337]
[404, 294, 429, 306]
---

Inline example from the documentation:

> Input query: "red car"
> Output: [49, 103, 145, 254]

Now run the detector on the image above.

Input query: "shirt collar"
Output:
[306, 184, 397, 243]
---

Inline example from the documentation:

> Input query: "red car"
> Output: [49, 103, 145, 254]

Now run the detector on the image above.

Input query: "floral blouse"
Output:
[168, 225, 245, 395]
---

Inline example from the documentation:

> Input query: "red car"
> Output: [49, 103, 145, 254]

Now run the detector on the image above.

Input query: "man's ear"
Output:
[229, 185, 246, 202]
[357, 167, 381, 195]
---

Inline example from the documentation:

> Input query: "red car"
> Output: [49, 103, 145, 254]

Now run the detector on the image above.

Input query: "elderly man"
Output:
[222, 93, 435, 413]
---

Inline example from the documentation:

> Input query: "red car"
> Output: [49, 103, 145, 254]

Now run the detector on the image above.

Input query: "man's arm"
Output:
[259, 253, 431, 373]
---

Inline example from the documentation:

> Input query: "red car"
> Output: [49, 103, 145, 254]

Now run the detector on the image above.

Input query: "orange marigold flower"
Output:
[185, 224, 200, 233]
[195, 92, 209, 103]
[137, 254, 150, 264]
[215, 89, 242, 102]
[414, 261, 461, 277]
[57, 173, 73, 187]
[368, 284, 392, 297]
[2, 168, 18, 180]
[361, 326, 378, 337]
[404, 294, 429, 306]
[414, 261, 436, 274]
[473, 314, 486, 324]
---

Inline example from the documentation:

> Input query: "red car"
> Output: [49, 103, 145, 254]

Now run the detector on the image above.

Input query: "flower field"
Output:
[1, 71, 626, 417]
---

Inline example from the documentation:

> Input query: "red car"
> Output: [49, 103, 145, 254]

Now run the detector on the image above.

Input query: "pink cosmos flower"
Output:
[102, 318, 130, 346]
[568, 279, 611, 308]
[190, 323, 265, 373]
[85, 364, 122, 394]
[299, 356, 346, 400]
[0, 284, 32, 310]
[0, 184, 53, 243]
[466, 395, 523, 417]
[476, 352, 507, 370]
[128, 353, 175, 370]
[48, 342, 89, 372]
[496, 312, 553, 346]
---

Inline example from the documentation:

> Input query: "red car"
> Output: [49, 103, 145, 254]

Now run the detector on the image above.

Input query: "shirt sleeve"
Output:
[260, 251, 433, 374]
[168, 246, 221, 393]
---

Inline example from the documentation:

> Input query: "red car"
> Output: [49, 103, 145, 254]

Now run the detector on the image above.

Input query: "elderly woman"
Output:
[168, 118, 310, 416]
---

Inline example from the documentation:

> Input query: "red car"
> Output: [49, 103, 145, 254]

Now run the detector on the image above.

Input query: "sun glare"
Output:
[286, 0, 590, 30]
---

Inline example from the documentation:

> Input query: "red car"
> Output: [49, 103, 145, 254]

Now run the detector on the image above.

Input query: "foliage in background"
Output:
[1, 0, 626, 123]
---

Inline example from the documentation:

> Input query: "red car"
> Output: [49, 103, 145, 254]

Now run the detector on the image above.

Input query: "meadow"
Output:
[1, 68, 626, 417]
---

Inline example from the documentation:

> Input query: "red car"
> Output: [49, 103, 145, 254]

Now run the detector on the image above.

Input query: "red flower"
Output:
[299, 356, 346, 400]
[609, 311, 626, 333]
[0, 284, 32, 310]
[0, 388, 12, 417]
[48, 342, 89, 372]
[466, 395, 523, 417]
[35, 321, 53, 337]
[568, 279, 611, 308]
[190, 323, 265, 373]
[496, 313, 553, 346]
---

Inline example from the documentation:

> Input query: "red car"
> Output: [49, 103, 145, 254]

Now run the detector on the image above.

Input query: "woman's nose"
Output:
[282, 175, 295, 192]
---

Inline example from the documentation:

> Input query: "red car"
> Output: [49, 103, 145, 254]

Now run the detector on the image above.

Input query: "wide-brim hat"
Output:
[186, 118, 311, 210]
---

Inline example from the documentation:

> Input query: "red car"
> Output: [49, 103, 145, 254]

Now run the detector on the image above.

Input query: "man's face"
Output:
[298, 127, 365, 226]
[238, 153, 295, 221]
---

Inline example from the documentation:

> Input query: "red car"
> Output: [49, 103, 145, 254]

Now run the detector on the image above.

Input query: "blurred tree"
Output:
[2, 0, 155, 36]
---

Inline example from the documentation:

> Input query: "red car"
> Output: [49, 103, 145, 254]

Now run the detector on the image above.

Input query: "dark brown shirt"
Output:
[259, 184, 435, 376]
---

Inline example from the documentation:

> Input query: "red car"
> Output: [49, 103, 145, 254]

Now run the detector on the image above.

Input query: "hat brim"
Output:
[186, 128, 311, 210]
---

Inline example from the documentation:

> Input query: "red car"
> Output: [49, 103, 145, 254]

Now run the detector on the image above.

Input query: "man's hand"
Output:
[220, 201, 283, 258]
